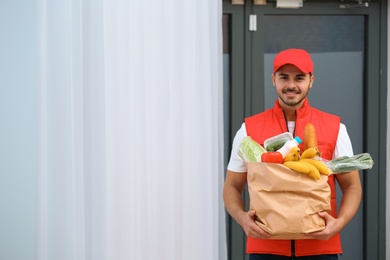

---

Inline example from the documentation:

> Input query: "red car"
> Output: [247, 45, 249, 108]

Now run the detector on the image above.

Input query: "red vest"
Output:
[244, 99, 341, 257]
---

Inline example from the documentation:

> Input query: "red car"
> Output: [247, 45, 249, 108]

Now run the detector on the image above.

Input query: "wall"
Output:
[0, 1, 37, 259]
[387, 1, 390, 259]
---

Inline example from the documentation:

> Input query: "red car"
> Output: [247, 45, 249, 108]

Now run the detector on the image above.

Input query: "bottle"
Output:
[277, 136, 302, 158]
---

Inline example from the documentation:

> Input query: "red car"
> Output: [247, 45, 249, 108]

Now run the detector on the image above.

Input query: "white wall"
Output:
[0, 2, 37, 259]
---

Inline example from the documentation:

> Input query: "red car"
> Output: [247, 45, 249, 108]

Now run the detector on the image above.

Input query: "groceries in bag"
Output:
[237, 123, 374, 180]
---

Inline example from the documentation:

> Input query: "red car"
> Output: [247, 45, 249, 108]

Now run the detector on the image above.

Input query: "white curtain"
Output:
[36, 1, 226, 260]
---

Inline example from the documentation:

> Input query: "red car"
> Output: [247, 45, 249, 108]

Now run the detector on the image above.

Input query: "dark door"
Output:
[223, 1, 386, 259]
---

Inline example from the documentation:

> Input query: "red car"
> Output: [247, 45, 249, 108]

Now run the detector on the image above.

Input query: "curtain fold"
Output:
[37, 1, 226, 259]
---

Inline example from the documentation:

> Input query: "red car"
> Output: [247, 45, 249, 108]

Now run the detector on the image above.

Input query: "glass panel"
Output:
[223, 14, 231, 167]
[263, 15, 365, 260]
[263, 15, 364, 52]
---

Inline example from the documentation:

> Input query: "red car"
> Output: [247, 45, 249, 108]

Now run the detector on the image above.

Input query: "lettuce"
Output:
[238, 136, 267, 162]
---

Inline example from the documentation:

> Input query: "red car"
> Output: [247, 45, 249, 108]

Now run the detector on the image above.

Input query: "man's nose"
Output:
[287, 79, 296, 88]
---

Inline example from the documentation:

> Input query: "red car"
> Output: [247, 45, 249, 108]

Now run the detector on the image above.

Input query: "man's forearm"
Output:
[336, 170, 362, 231]
[337, 184, 362, 229]
[223, 185, 246, 224]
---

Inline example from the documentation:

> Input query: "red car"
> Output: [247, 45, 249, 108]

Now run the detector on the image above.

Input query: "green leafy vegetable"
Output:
[325, 153, 374, 173]
[238, 136, 267, 162]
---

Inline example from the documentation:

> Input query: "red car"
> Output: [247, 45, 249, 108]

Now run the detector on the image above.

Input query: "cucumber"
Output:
[266, 139, 287, 152]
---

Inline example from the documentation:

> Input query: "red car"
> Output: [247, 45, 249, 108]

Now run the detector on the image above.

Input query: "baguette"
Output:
[304, 123, 318, 150]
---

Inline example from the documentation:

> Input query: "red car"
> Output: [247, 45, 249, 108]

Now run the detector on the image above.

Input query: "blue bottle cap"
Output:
[295, 136, 302, 144]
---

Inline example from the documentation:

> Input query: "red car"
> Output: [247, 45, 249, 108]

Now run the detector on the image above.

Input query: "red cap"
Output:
[273, 49, 314, 74]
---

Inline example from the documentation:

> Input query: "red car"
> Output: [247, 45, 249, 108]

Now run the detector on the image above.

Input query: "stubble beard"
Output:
[279, 88, 309, 107]
[280, 94, 307, 107]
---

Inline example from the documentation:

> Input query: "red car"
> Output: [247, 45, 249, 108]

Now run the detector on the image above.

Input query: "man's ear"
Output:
[309, 74, 314, 89]
[271, 73, 275, 86]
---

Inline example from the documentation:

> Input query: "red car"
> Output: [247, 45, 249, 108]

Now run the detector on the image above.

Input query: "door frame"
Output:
[223, 0, 387, 259]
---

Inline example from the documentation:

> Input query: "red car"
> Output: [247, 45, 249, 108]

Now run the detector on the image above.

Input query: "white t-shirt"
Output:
[227, 122, 354, 173]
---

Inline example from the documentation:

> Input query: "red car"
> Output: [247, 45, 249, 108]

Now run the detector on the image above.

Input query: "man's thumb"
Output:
[248, 209, 256, 217]
[318, 211, 328, 218]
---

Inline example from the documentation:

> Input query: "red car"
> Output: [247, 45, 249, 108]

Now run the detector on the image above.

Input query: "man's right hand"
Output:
[239, 209, 271, 239]
[223, 170, 271, 239]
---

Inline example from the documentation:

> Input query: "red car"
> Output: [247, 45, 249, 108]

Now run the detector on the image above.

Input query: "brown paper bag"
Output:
[247, 162, 331, 240]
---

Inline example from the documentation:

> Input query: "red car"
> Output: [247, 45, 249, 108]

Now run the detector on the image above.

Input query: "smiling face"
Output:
[272, 64, 314, 111]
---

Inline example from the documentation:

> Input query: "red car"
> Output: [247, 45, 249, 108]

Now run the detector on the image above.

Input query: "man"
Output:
[223, 49, 362, 259]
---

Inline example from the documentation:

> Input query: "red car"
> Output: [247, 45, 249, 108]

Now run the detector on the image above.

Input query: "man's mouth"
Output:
[283, 90, 299, 96]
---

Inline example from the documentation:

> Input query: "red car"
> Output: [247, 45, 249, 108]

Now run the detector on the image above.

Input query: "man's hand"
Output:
[239, 209, 271, 239]
[304, 211, 342, 240]
[223, 170, 271, 239]
[306, 170, 362, 240]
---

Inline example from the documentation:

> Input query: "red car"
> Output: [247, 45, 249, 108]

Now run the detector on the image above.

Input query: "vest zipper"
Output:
[283, 111, 297, 136]
[286, 111, 297, 258]
[291, 240, 295, 257]
[293, 111, 298, 137]
[283, 114, 291, 134]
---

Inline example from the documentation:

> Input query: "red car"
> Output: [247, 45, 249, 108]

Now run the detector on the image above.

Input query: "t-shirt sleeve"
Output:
[227, 123, 247, 173]
[333, 123, 354, 159]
